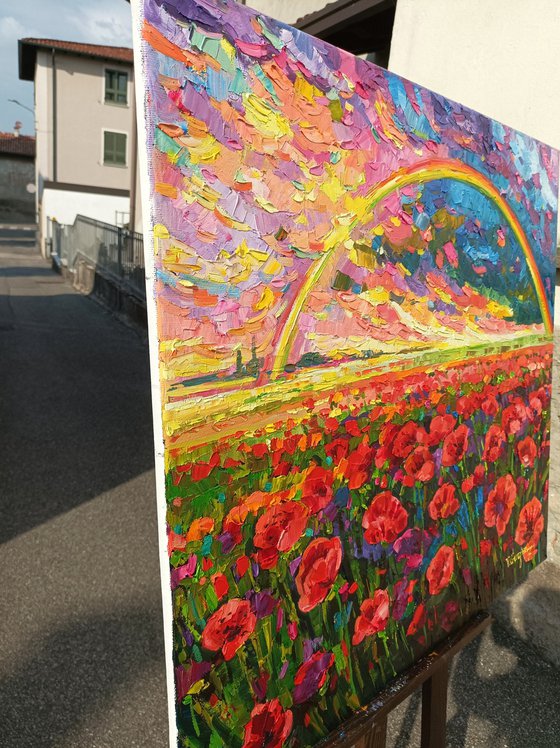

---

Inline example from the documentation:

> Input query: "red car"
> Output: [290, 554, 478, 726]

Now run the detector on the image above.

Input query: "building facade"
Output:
[19, 39, 135, 256]
[244, 0, 327, 24]
[0, 128, 36, 224]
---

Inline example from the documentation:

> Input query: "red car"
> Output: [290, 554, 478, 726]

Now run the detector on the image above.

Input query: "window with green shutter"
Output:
[105, 69, 128, 105]
[103, 131, 127, 166]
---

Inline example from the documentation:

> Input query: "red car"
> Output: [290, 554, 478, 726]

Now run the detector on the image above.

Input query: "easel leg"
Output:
[355, 715, 387, 748]
[421, 661, 449, 748]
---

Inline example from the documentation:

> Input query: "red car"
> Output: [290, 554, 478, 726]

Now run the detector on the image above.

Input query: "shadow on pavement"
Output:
[0, 284, 155, 544]
[1, 248, 169, 746]
[0, 606, 168, 747]
[447, 616, 560, 748]
[386, 614, 560, 747]
[0, 265, 55, 277]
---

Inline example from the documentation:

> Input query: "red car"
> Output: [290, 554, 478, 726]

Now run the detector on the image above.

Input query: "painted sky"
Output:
[0, 1, 133, 134]
[140, 0, 558, 386]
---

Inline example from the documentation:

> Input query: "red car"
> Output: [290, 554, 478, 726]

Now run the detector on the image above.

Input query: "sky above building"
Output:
[0, 0, 133, 134]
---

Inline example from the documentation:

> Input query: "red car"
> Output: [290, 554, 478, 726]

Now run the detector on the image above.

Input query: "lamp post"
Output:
[8, 98, 34, 115]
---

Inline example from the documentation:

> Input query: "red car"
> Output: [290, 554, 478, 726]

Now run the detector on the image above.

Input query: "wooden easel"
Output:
[321, 611, 492, 748]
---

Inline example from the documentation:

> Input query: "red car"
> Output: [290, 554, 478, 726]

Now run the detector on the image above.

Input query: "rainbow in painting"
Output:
[131, 0, 557, 745]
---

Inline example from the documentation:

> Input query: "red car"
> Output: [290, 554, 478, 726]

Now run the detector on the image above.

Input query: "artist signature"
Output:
[505, 544, 534, 567]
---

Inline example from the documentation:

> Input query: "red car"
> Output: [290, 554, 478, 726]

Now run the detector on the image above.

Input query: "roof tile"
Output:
[21, 38, 133, 64]
[0, 133, 36, 158]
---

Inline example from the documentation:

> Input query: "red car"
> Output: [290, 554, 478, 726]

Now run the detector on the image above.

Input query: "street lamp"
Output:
[8, 98, 34, 115]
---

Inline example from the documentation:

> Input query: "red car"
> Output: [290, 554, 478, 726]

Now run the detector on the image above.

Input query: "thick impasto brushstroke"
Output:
[132, 0, 558, 745]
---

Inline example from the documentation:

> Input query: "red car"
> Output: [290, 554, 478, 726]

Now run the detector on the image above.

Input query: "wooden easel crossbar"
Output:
[318, 611, 492, 748]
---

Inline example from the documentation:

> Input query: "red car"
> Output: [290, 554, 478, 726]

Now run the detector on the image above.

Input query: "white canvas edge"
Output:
[130, 1, 178, 745]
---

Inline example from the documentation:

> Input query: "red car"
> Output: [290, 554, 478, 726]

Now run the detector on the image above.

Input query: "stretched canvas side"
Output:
[131, 2, 179, 745]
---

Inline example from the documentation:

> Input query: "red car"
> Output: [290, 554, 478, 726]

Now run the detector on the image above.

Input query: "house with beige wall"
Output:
[243, 0, 327, 24]
[19, 39, 135, 256]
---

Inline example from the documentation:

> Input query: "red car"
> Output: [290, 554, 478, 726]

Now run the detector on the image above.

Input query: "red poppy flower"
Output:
[375, 423, 400, 468]
[473, 464, 486, 484]
[406, 602, 427, 636]
[514, 497, 544, 561]
[190, 451, 220, 481]
[479, 539, 493, 558]
[484, 474, 517, 536]
[325, 437, 349, 464]
[242, 698, 293, 748]
[211, 573, 229, 600]
[481, 395, 499, 416]
[404, 446, 435, 482]
[516, 436, 537, 469]
[253, 502, 309, 569]
[529, 387, 548, 416]
[221, 504, 250, 548]
[501, 402, 527, 436]
[441, 425, 469, 467]
[352, 589, 390, 645]
[393, 421, 426, 458]
[427, 414, 456, 446]
[345, 419, 362, 437]
[296, 537, 342, 613]
[456, 393, 480, 419]
[302, 466, 334, 513]
[426, 545, 454, 595]
[483, 425, 506, 463]
[202, 598, 256, 660]
[363, 492, 408, 544]
[345, 439, 374, 489]
[428, 483, 460, 520]
[461, 475, 475, 493]
[293, 651, 335, 704]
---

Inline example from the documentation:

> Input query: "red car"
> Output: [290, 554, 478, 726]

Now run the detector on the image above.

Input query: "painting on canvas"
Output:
[131, 0, 557, 745]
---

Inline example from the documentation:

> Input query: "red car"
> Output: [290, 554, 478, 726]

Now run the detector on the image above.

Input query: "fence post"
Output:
[117, 226, 123, 278]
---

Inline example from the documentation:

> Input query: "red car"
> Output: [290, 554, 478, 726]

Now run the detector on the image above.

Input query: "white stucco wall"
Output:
[40, 187, 129, 257]
[55, 54, 134, 190]
[244, 0, 327, 25]
[389, 0, 560, 152]
[42, 188, 129, 227]
[35, 50, 134, 191]
[35, 50, 51, 212]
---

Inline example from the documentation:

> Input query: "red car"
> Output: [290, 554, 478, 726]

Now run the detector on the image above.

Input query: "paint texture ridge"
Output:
[133, 0, 558, 745]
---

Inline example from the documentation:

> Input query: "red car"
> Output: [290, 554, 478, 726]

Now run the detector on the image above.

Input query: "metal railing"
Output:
[48, 214, 146, 299]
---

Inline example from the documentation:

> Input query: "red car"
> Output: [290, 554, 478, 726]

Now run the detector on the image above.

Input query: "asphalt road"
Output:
[0, 244, 558, 748]
[0, 245, 168, 747]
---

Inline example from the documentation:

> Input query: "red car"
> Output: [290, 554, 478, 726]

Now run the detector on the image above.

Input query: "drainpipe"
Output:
[129, 75, 138, 233]
[52, 48, 57, 182]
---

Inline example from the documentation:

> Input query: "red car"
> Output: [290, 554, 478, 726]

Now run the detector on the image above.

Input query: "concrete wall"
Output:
[0, 157, 35, 224]
[244, 0, 327, 25]
[389, 0, 560, 152]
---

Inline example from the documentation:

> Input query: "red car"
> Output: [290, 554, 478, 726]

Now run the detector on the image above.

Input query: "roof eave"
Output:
[295, 0, 396, 55]
[296, 0, 394, 33]
[18, 39, 133, 82]
[19, 39, 37, 81]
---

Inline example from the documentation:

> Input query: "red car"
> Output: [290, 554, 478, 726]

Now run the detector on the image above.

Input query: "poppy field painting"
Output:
[131, 0, 558, 745]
